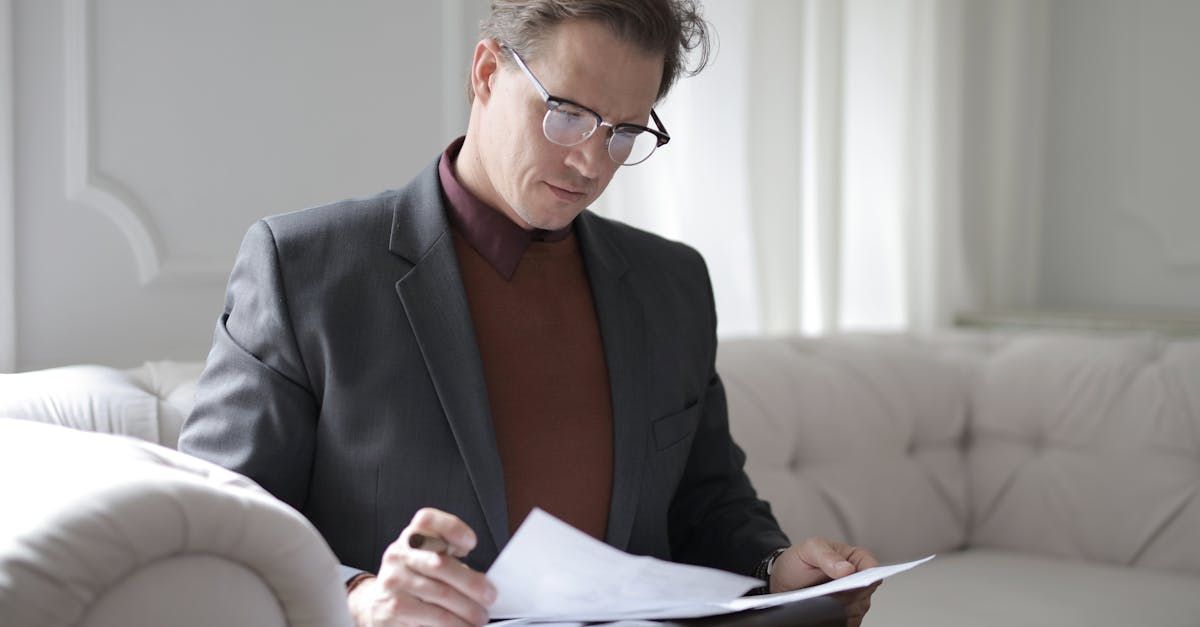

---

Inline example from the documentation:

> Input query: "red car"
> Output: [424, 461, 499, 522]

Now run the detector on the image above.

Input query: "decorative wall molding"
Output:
[63, 0, 229, 286]
[1, 0, 16, 371]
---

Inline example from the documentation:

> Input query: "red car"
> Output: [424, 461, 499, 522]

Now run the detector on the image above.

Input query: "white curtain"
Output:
[593, 0, 762, 336]
[593, 0, 973, 337]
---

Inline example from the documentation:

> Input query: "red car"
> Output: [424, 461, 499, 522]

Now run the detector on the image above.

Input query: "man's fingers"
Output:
[403, 508, 478, 557]
[845, 545, 879, 570]
[380, 564, 490, 626]
[770, 541, 883, 605]
[831, 581, 879, 627]
[362, 508, 497, 626]
[832, 583, 877, 608]
[799, 538, 856, 579]
[798, 538, 879, 579]
[352, 575, 478, 627]
[382, 587, 477, 627]
[364, 509, 495, 627]
[401, 548, 498, 609]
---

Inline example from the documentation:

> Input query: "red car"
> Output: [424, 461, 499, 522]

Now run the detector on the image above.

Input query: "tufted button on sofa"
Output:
[718, 332, 1200, 626]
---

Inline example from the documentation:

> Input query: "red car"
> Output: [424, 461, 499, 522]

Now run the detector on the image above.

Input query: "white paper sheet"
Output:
[487, 508, 763, 620]
[489, 617, 680, 625]
[723, 554, 936, 612]
[561, 555, 936, 623]
[486, 508, 934, 623]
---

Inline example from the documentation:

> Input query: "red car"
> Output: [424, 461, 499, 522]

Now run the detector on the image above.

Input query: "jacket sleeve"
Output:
[666, 253, 791, 577]
[178, 219, 319, 512]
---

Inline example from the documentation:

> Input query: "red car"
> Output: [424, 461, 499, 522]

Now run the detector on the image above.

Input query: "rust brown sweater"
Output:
[439, 139, 613, 540]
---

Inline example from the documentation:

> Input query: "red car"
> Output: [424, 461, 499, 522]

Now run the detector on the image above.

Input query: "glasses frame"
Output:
[502, 44, 671, 166]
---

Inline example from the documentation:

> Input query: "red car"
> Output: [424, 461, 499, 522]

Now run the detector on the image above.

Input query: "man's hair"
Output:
[469, 0, 712, 103]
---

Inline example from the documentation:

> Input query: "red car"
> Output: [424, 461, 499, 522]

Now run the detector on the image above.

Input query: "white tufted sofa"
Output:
[0, 363, 354, 627]
[719, 331, 1200, 626]
[2, 331, 1198, 626]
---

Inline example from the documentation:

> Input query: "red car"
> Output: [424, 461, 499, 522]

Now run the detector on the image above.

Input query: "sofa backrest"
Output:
[0, 365, 163, 443]
[717, 334, 988, 564]
[124, 361, 205, 448]
[5, 331, 1198, 575]
[966, 333, 1200, 575]
[0, 361, 202, 449]
[718, 332, 1200, 576]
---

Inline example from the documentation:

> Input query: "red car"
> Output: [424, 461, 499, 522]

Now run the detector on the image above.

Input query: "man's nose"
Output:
[564, 129, 610, 180]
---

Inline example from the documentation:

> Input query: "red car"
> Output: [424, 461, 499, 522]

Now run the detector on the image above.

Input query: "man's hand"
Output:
[348, 508, 497, 627]
[768, 538, 880, 627]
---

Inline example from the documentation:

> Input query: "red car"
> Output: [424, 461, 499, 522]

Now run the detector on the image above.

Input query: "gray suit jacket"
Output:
[179, 156, 789, 577]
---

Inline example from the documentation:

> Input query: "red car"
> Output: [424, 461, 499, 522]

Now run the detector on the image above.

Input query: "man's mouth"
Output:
[545, 182, 586, 202]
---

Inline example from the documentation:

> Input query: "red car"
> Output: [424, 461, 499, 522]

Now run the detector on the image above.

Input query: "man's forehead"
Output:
[522, 26, 661, 122]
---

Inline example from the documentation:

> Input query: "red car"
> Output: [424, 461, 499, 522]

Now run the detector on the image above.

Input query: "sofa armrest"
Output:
[0, 419, 353, 627]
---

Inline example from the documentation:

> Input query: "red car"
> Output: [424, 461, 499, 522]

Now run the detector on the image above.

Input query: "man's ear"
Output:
[470, 39, 504, 105]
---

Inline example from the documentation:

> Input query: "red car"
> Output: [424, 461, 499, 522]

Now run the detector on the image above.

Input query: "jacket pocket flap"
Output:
[652, 401, 700, 450]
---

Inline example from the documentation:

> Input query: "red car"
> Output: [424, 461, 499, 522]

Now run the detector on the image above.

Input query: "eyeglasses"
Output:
[503, 44, 670, 166]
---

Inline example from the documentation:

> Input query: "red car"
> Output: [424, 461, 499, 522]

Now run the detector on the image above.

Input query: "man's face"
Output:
[476, 20, 664, 231]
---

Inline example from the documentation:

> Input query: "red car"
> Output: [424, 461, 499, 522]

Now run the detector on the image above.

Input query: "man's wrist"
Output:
[346, 572, 375, 594]
[345, 574, 379, 627]
[749, 547, 788, 595]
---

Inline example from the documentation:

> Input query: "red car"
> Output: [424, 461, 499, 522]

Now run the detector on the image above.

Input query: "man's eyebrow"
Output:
[617, 109, 654, 127]
[603, 102, 654, 127]
[565, 95, 645, 127]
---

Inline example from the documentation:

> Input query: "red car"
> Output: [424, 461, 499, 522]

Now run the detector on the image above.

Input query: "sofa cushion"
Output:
[868, 549, 1200, 627]
[717, 335, 986, 564]
[0, 365, 159, 443]
[969, 334, 1200, 575]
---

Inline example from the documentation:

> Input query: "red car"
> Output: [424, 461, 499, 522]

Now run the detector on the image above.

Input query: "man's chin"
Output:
[519, 207, 583, 232]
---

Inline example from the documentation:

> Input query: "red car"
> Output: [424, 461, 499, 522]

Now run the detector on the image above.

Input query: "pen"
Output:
[408, 533, 451, 555]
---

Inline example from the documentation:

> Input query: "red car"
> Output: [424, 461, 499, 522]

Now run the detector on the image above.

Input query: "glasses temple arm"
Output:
[650, 109, 670, 143]
[501, 44, 551, 102]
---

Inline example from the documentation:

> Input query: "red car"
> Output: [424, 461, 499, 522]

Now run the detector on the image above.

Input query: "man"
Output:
[180, 1, 880, 626]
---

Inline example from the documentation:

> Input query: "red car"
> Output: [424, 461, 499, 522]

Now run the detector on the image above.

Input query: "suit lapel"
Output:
[389, 160, 509, 552]
[386, 164, 650, 554]
[576, 211, 650, 552]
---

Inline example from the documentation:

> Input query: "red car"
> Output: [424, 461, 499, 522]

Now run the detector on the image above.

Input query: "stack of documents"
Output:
[487, 508, 933, 624]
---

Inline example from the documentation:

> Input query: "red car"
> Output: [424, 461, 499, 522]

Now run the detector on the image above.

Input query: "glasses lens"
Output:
[543, 102, 596, 146]
[609, 129, 659, 165]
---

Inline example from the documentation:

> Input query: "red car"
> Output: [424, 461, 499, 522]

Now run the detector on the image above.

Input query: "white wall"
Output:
[1, 0, 15, 372]
[6, 0, 489, 371]
[962, 0, 1200, 317]
[1036, 0, 1200, 313]
[959, 0, 1048, 312]
[6, 1, 1198, 372]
